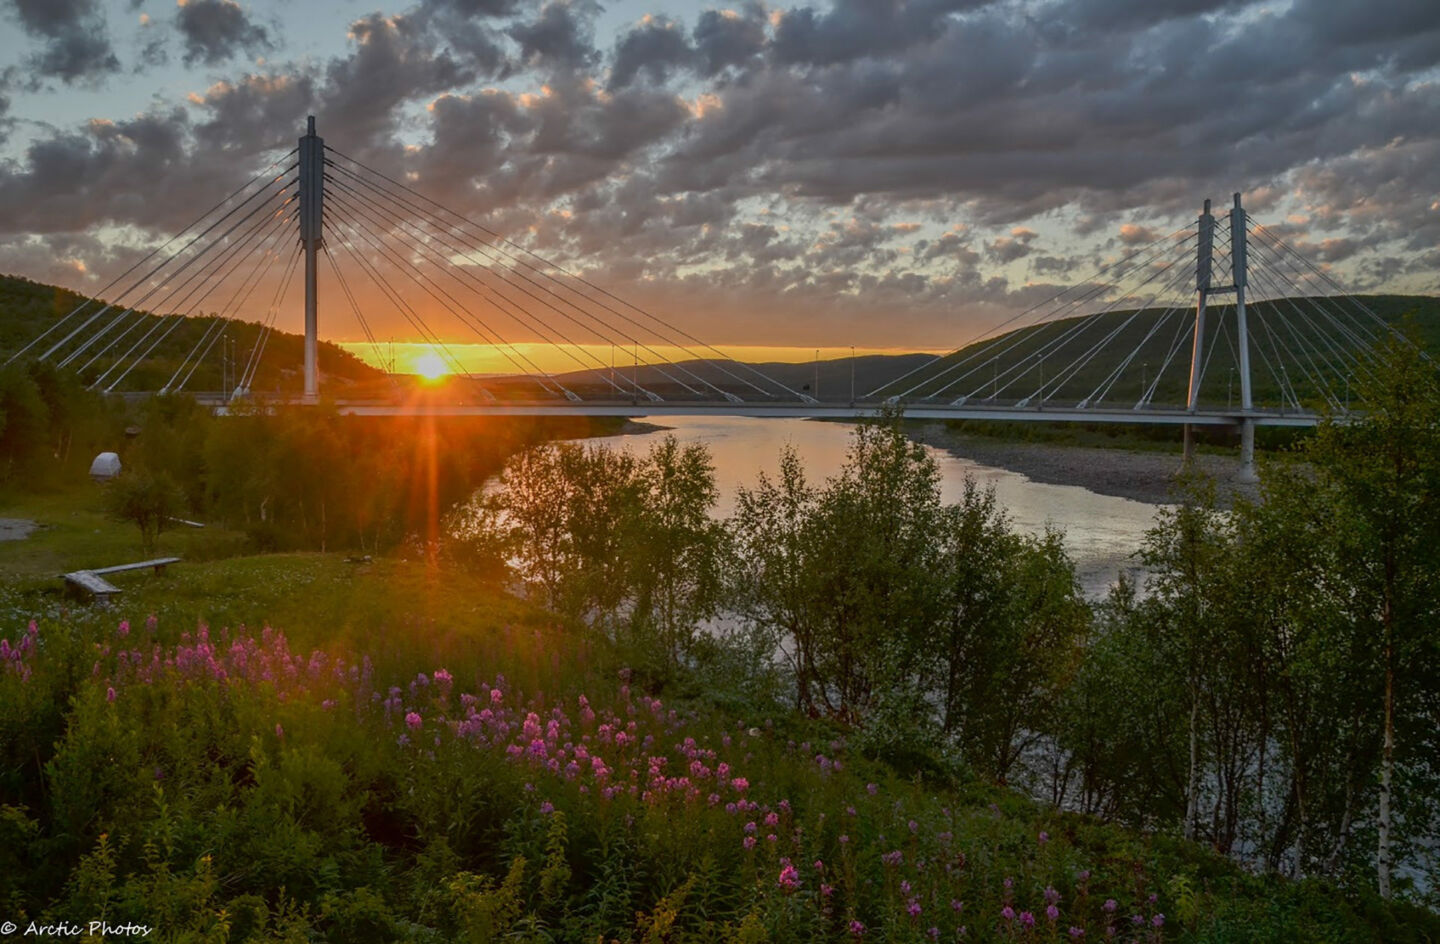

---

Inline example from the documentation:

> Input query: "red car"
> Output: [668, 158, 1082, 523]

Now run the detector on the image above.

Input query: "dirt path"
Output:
[0, 519, 37, 541]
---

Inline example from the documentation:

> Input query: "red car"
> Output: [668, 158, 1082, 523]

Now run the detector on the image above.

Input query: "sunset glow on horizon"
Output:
[350, 342, 950, 377]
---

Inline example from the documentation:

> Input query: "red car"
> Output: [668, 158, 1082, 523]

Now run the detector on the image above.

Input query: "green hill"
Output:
[0, 273, 385, 395]
[878, 294, 1440, 411]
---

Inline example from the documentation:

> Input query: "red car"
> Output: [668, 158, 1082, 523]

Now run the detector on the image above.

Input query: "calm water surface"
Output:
[576, 416, 1165, 599]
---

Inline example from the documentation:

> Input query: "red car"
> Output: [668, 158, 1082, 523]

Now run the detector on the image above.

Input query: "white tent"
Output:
[89, 452, 122, 482]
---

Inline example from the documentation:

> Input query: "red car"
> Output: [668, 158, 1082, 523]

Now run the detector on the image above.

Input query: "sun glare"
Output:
[413, 351, 448, 381]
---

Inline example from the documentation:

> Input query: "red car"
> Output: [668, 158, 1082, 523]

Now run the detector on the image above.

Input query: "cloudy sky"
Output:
[0, 0, 1437, 357]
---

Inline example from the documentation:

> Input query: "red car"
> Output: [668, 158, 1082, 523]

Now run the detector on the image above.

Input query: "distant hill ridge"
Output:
[0, 273, 383, 395]
[3, 273, 1434, 404]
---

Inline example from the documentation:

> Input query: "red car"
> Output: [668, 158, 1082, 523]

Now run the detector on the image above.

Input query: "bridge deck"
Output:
[213, 400, 1323, 427]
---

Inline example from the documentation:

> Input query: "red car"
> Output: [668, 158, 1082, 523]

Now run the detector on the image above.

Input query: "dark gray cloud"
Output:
[2, 0, 1436, 347]
[9, 0, 121, 84]
[692, 6, 767, 76]
[609, 15, 693, 89]
[175, 0, 274, 66]
[987, 228, 1038, 264]
[418, 0, 525, 17]
[507, 1, 598, 73]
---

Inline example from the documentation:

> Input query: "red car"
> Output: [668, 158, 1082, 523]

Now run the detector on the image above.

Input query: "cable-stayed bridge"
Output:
[5, 117, 1413, 476]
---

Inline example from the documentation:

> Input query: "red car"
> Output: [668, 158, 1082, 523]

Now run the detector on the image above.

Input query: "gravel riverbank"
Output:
[912, 422, 1262, 507]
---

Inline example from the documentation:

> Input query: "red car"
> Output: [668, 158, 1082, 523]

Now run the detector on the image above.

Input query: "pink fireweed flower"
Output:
[881, 850, 903, 866]
[1047, 905, 1060, 923]
[777, 860, 801, 892]
[117, 620, 129, 637]
[1039, 830, 1050, 845]
[275, 724, 284, 739]
[743, 836, 757, 850]
[539, 801, 554, 814]
[405, 711, 423, 731]
[1070, 928, 1085, 938]
[731, 777, 749, 792]
[866, 782, 878, 795]
[106, 687, 116, 702]
[1001, 906, 1015, 922]
[1019, 911, 1036, 929]
[848, 920, 865, 938]
[906, 899, 921, 919]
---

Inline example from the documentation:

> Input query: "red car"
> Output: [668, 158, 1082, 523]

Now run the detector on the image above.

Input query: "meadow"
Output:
[1, 456, 1437, 942]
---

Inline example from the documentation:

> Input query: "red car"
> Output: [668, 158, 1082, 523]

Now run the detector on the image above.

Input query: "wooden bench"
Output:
[62, 557, 181, 606]
[87, 557, 181, 577]
[63, 570, 124, 606]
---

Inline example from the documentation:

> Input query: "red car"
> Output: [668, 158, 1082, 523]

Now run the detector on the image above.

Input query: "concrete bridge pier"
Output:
[1238, 417, 1257, 482]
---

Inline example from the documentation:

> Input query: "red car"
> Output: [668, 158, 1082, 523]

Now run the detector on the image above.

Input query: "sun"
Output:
[413, 350, 449, 381]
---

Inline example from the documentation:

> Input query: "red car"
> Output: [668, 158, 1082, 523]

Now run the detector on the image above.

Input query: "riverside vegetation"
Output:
[0, 342, 1438, 941]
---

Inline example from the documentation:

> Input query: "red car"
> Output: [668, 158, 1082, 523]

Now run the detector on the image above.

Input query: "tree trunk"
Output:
[1184, 688, 1200, 842]
[1377, 606, 1394, 898]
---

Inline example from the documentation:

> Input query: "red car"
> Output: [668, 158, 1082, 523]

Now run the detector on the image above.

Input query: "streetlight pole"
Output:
[850, 345, 855, 405]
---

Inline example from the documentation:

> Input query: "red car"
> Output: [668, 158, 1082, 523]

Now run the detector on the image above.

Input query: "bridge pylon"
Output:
[299, 115, 324, 402]
[1184, 192, 1256, 479]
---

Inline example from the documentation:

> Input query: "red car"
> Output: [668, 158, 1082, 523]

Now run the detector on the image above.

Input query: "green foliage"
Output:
[469, 434, 728, 672]
[1057, 336, 1440, 902]
[106, 467, 184, 552]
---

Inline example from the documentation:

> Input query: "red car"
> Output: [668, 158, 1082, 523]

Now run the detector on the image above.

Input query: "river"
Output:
[574, 415, 1165, 599]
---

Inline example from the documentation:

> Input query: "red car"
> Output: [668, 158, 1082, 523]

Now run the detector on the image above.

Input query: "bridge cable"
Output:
[1247, 230, 1386, 355]
[325, 172, 738, 401]
[88, 189, 297, 392]
[324, 197, 585, 398]
[1244, 255, 1377, 400]
[73, 183, 298, 379]
[322, 203, 477, 385]
[1249, 224, 1419, 364]
[325, 182, 639, 399]
[91, 189, 297, 391]
[950, 230, 1198, 404]
[899, 228, 1196, 402]
[172, 207, 301, 394]
[868, 223, 1194, 400]
[60, 176, 297, 370]
[325, 166, 734, 402]
[5, 151, 297, 366]
[1012, 243, 1200, 406]
[324, 149, 812, 402]
[322, 181, 589, 396]
[320, 243, 390, 381]
[40, 167, 296, 365]
[238, 240, 303, 394]
[99, 190, 297, 391]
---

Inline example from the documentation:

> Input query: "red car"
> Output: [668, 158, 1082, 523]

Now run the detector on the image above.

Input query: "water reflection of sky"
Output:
[577, 416, 1165, 599]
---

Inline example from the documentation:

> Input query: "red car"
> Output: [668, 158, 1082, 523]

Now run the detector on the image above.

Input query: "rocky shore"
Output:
[913, 422, 1263, 507]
